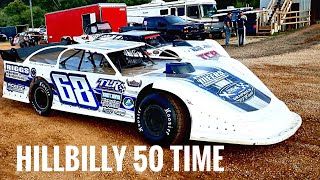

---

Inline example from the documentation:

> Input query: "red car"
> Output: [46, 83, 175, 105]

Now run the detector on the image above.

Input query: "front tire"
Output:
[29, 78, 53, 116]
[136, 92, 190, 145]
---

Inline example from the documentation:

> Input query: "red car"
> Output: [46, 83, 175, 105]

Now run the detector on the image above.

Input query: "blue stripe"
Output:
[4, 77, 31, 87]
[255, 89, 271, 103]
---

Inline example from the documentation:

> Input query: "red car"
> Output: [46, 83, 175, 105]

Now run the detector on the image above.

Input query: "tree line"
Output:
[0, 0, 260, 27]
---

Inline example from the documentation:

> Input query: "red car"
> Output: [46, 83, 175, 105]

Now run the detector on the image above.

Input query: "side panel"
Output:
[2, 61, 141, 123]
[49, 70, 138, 122]
[101, 6, 127, 32]
[2, 61, 35, 103]
[45, 5, 101, 43]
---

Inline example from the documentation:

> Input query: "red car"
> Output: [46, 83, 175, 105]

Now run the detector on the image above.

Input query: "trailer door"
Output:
[82, 13, 97, 32]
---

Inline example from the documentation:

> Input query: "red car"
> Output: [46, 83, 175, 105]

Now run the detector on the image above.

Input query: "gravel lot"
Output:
[0, 25, 319, 179]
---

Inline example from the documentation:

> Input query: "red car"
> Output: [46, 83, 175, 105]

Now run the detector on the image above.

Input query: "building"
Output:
[260, 0, 319, 24]
[257, 0, 316, 35]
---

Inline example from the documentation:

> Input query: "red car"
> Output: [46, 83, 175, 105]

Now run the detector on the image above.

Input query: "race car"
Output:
[0, 40, 301, 145]
[9, 31, 43, 48]
[72, 21, 112, 44]
[95, 30, 230, 60]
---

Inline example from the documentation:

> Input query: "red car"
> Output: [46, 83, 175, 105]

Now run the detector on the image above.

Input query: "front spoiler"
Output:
[190, 112, 302, 145]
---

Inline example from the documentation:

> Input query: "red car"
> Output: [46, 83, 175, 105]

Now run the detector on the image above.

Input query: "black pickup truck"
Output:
[119, 16, 206, 41]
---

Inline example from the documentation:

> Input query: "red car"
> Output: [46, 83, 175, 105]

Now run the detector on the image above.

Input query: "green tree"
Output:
[0, 10, 10, 26]
[20, 6, 46, 27]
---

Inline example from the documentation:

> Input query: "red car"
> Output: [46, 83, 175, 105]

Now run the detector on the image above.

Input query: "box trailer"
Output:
[45, 3, 127, 43]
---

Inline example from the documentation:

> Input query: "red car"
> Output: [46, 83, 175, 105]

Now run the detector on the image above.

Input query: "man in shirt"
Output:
[237, 12, 246, 46]
[224, 12, 232, 46]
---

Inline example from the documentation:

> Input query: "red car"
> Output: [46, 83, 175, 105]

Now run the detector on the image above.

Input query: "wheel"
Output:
[29, 78, 53, 116]
[136, 92, 190, 145]
[9, 38, 14, 46]
[24, 41, 30, 47]
[61, 37, 72, 45]
[200, 34, 206, 40]
[19, 42, 25, 48]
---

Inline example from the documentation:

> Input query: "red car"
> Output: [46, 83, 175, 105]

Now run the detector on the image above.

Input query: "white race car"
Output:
[95, 30, 230, 60]
[0, 40, 301, 145]
[72, 21, 112, 44]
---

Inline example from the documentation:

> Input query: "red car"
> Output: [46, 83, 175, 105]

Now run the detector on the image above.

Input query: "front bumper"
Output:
[188, 96, 302, 145]
[190, 112, 301, 145]
[185, 32, 206, 39]
[209, 28, 224, 34]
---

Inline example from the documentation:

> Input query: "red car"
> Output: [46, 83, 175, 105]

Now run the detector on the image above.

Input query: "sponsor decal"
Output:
[31, 68, 37, 77]
[164, 108, 173, 136]
[6, 82, 25, 93]
[197, 50, 219, 60]
[126, 79, 142, 87]
[218, 82, 254, 103]
[203, 44, 212, 48]
[192, 66, 271, 112]
[102, 108, 126, 116]
[5, 64, 30, 82]
[101, 92, 122, 109]
[96, 78, 126, 93]
[122, 97, 134, 109]
[191, 46, 204, 51]
[5, 64, 30, 75]
[194, 71, 229, 87]
[5, 71, 29, 81]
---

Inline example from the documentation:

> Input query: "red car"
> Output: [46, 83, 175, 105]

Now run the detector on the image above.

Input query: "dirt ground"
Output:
[0, 25, 319, 179]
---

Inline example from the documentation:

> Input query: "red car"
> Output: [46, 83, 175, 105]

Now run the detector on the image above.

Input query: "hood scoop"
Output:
[165, 62, 195, 74]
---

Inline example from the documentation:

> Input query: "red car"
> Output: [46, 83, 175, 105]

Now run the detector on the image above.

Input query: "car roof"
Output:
[69, 40, 145, 53]
[119, 30, 160, 37]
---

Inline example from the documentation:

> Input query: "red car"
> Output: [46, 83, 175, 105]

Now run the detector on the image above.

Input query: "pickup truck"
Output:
[119, 16, 206, 41]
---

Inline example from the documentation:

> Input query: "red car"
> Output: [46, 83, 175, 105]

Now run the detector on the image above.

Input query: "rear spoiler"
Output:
[0, 41, 69, 62]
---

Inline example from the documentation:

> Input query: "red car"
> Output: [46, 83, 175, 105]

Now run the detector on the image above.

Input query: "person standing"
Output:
[240, 11, 247, 45]
[237, 14, 246, 46]
[224, 12, 232, 46]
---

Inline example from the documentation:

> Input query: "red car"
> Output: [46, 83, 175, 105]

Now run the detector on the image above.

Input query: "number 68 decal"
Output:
[50, 72, 99, 110]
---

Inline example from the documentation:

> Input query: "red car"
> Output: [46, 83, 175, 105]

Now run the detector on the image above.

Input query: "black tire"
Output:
[200, 34, 206, 40]
[24, 41, 30, 47]
[136, 92, 190, 145]
[19, 42, 25, 48]
[29, 78, 53, 116]
[61, 37, 72, 45]
[9, 38, 14, 46]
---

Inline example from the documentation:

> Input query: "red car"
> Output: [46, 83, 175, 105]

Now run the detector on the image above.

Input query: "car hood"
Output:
[141, 58, 274, 113]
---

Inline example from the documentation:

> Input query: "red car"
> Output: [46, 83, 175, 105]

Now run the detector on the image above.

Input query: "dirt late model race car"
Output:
[94, 30, 230, 60]
[0, 40, 301, 145]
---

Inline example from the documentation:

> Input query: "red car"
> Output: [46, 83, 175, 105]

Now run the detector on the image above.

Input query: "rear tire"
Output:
[136, 92, 190, 145]
[19, 42, 25, 48]
[9, 38, 14, 46]
[29, 78, 53, 116]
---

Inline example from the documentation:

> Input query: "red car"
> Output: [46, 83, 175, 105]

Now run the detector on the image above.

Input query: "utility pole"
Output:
[29, 0, 34, 30]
